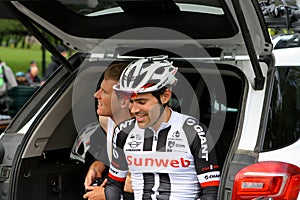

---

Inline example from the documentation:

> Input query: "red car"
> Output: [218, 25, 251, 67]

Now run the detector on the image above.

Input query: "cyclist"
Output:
[83, 62, 134, 200]
[105, 56, 220, 200]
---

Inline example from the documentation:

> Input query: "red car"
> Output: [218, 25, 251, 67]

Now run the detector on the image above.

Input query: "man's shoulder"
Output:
[2, 65, 14, 74]
[115, 118, 135, 133]
[172, 111, 199, 126]
[25, 72, 31, 78]
[174, 113, 207, 134]
[47, 61, 59, 69]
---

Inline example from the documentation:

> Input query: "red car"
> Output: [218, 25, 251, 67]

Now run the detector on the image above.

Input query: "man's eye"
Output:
[138, 100, 146, 105]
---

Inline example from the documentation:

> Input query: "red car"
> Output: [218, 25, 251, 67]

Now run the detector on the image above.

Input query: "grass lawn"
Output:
[0, 46, 52, 78]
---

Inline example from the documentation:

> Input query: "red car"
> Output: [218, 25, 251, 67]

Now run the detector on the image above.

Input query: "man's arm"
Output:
[83, 179, 107, 200]
[84, 117, 109, 187]
[105, 177, 125, 200]
[104, 139, 128, 200]
[105, 121, 133, 199]
[104, 151, 129, 200]
[3, 66, 17, 88]
[25, 73, 34, 85]
[184, 117, 220, 199]
[84, 160, 107, 189]
[198, 187, 218, 200]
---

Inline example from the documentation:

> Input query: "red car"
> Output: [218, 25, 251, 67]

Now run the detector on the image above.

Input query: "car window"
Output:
[273, 34, 300, 49]
[58, 0, 223, 16]
[263, 66, 300, 151]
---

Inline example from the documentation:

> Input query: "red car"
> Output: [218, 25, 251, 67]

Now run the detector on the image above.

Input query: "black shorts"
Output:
[123, 191, 134, 200]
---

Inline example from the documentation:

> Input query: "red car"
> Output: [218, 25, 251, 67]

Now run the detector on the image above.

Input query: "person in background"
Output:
[15, 71, 29, 86]
[105, 56, 220, 200]
[25, 60, 42, 86]
[0, 60, 18, 114]
[44, 44, 68, 80]
[83, 62, 134, 200]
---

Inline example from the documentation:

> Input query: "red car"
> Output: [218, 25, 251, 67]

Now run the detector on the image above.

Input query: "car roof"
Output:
[5, 0, 271, 56]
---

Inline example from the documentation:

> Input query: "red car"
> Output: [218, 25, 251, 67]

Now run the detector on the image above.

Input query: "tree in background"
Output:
[0, 19, 28, 48]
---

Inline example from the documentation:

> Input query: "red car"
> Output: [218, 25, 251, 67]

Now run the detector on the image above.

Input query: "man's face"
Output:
[31, 66, 39, 76]
[130, 93, 162, 129]
[17, 76, 26, 82]
[94, 78, 117, 117]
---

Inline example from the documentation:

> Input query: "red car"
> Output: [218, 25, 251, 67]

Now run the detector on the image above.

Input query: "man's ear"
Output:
[120, 98, 130, 109]
[161, 88, 172, 105]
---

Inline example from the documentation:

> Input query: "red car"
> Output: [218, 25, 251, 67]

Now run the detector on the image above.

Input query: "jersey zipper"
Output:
[152, 131, 159, 151]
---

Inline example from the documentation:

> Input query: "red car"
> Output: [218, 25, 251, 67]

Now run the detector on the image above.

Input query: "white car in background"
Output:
[272, 33, 300, 49]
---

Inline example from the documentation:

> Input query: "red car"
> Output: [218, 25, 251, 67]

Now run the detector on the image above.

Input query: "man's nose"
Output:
[130, 102, 139, 114]
[94, 89, 102, 98]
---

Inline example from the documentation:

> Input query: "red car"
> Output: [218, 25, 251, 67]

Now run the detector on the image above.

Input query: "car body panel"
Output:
[237, 63, 268, 150]
[259, 140, 300, 168]
[258, 46, 300, 169]
[272, 33, 300, 49]
[273, 47, 300, 65]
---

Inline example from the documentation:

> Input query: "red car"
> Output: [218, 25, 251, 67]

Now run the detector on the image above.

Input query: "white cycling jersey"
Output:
[107, 117, 115, 162]
[107, 110, 220, 200]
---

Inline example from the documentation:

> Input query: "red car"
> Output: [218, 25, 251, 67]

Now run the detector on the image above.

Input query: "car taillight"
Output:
[232, 161, 300, 200]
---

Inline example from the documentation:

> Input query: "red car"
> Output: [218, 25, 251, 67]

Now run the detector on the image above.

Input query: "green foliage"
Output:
[0, 19, 27, 33]
[0, 19, 60, 49]
[0, 19, 67, 79]
[0, 46, 51, 78]
[268, 28, 292, 37]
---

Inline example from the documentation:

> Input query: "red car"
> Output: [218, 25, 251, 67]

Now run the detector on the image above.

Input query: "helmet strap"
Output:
[151, 87, 168, 106]
[147, 102, 166, 128]
[148, 88, 168, 126]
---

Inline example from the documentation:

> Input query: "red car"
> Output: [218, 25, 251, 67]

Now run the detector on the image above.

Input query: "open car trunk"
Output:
[4, 53, 244, 199]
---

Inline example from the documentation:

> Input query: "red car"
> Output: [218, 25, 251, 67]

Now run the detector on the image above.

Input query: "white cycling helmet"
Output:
[113, 55, 178, 96]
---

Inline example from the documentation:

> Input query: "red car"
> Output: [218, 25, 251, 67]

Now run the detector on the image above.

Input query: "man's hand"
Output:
[84, 161, 106, 189]
[83, 179, 108, 200]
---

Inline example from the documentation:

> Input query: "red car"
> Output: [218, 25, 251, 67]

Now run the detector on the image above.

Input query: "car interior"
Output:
[12, 52, 244, 199]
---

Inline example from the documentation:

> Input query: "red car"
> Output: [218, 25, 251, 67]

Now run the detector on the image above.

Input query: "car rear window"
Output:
[263, 66, 300, 151]
[18, 1, 237, 40]
[57, 0, 223, 16]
